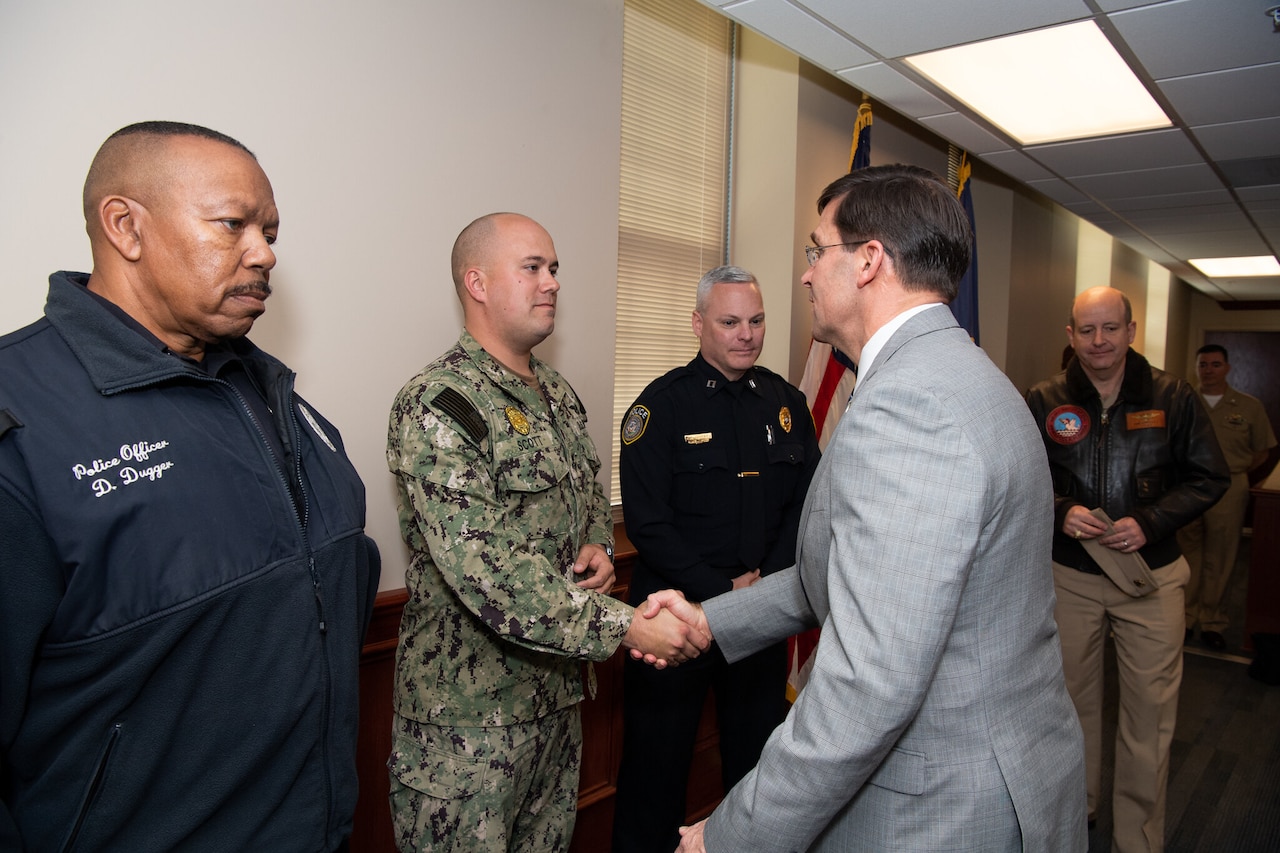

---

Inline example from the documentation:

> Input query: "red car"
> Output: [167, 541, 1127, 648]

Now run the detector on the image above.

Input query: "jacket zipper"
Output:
[224, 373, 335, 844]
[61, 724, 122, 853]
[107, 367, 335, 843]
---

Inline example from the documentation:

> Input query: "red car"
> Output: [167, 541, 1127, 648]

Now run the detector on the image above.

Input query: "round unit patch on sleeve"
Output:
[1046, 405, 1090, 445]
[622, 405, 650, 445]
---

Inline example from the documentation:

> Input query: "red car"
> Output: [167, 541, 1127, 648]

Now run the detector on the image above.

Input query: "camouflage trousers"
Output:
[388, 708, 582, 853]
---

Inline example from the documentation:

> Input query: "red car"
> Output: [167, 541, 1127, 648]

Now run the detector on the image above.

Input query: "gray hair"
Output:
[695, 265, 758, 312]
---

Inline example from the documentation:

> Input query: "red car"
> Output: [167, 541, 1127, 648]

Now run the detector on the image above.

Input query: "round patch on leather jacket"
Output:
[1046, 405, 1089, 445]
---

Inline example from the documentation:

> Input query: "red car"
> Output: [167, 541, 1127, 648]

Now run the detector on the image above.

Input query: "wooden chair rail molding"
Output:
[351, 523, 724, 853]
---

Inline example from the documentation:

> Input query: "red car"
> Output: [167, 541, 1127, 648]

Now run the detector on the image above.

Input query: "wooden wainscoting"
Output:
[351, 530, 725, 853]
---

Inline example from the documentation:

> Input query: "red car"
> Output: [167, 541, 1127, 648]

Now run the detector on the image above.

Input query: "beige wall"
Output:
[731, 32, 800, 376]
[784, 63, 869, 384]
[0, 0, 626, 592]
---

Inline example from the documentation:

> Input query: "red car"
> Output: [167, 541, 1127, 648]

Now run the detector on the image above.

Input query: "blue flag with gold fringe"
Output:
[951, 152, 980, 344]
[849, 101, 872, 171]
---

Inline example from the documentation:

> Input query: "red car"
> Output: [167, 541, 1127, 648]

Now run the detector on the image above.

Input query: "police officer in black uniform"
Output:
[612, 265, 820, 853]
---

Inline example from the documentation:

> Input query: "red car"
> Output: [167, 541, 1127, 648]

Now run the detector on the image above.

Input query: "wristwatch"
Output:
[604, 543, 614, 561]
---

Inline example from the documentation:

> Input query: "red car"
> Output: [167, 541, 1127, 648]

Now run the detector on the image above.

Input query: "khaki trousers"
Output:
[1053, 557, 1188, 853]
[1181, 471, 1248, 633]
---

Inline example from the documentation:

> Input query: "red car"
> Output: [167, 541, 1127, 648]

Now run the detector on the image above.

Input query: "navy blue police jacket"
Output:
[620, 354, 819, 606]
[0, 272, 380, 852]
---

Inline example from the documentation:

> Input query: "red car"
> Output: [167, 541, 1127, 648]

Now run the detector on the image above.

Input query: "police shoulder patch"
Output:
[622, 405, 650, 445]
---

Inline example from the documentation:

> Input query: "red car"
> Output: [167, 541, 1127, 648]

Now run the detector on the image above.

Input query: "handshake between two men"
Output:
[619, 590, 709, 668]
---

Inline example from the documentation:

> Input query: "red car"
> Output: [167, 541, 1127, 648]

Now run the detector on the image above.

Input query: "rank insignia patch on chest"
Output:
[779, 406, 793, 433]
[505, 406, 530, 435]
[1047, 405, 1089, 445]
[622, 405, 650, 445]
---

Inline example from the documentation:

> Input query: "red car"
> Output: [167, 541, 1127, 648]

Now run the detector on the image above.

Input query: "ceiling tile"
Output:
[1119, 207, 1252, 234]
[917, 112, 1009, 154]
[1243, 194, 1280, 222]
[1025, 129, 1200, 177]
[1219, 156, 1280, 191]
[723, 0, 875, 70]
[1093, 0, 1160, 11]
[795, 0, 1090, 58]
[1027, 178, 1091, 205]
[1083, 218, 1126, 234]
[1192, 116, 1280, 162]
[1158, 64, 1280, 127]
[1185, 279, 1232, 298]
[835, 63, 951, 117]
[1147, 229, 1272, 258]
[1238, 184, 1280, 203]
[1070, 163, 1225, 200]
[1213, 277, 1280, 300]
[1108, 0, 1280, 79]
[1062, 200, 1109, 217]
[1105, 188, 1234, 211]
[980, 149, 1057, 182]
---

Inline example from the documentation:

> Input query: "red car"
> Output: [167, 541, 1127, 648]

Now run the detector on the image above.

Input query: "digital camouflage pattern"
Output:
[386, 332, 633, 728]
[388, 710, 581, 853]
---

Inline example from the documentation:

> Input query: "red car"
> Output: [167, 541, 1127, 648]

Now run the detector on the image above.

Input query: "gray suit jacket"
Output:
[701, 306, 1086, 852]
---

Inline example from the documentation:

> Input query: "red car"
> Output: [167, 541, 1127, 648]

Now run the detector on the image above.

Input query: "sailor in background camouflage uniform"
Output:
[386, 212, 709, 853]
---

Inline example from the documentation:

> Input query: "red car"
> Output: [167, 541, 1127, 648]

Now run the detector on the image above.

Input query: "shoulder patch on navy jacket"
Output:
[432, 387, 488, 443]
[0, 408, 21, 440]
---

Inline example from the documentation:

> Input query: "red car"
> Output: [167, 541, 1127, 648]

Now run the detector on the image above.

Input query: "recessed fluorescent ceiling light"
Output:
[905, 21, 1171, 145]
[1189, 256, 1280, 278]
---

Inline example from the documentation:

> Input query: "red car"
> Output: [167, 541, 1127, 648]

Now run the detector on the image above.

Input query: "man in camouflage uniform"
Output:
[386, 212, 709, 853]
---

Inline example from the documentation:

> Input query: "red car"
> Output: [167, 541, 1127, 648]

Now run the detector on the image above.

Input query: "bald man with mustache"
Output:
[0, 121, 380, 852]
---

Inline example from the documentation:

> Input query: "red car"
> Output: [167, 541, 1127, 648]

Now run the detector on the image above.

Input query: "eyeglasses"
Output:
[804, 240, 870, 267]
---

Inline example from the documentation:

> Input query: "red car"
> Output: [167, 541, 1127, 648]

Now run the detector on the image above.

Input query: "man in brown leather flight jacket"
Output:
[1026, 286, 1228, 853]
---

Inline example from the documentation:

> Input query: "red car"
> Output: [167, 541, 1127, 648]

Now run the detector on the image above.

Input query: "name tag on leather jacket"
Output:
[1126, 410, 1167, 430]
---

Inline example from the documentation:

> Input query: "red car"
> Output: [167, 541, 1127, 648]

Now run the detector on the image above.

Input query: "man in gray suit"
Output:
[643, 165, 1086, 852]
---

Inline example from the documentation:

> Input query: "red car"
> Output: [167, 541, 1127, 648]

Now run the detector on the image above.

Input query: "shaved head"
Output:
[449, 212, 559, 364]
[79, 121, 278, 360]
[83, 122, 254, 237]
[451, 212, 530, 293]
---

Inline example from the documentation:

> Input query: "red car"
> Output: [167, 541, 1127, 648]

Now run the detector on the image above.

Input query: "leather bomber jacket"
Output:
[1025, 350, 1229, 573]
